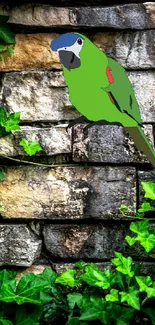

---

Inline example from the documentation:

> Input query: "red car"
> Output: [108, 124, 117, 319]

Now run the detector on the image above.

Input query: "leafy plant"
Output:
[0, 15, 15, 62]
[0, 181, 155, 324]
[0, 107, 20, 136]
[19, 139, 42, 156]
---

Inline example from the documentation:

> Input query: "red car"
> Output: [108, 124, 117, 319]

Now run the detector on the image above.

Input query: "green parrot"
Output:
[50, 32, 155, 167]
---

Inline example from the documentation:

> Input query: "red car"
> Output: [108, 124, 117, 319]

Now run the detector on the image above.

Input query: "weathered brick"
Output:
[43, 223, 155, 259]
[0, 71, 79, 122]
[128, 71, 155, 123]
[1, 71, 155, 123]
[0, 34, 60, 72]
[16, 265, 48, 283]
[73, 124, 154, 164]
[93, 30, 155, 69]
[1, 30, 155, 71]
[0, 126, 71, 156]
[0, 225, 42, 266]
[1, 3, 155, 30]
[0, 166, 136, 219]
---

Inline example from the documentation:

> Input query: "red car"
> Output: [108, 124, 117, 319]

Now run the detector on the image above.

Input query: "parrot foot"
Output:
[66, 116, 90, 132]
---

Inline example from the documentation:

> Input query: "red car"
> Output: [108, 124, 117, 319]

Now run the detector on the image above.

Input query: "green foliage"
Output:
[19, 139, 42, 156]
[119, 204, 129, 214]
[0, 15, 15, 62]
[141, 182, 155, 200]
[111, 252, 134, 277]
[125, 219, 155, 253]
[0, 107, 20, 136]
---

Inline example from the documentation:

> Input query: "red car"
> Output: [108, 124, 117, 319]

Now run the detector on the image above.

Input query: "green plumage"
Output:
[59, 33, 155, 167]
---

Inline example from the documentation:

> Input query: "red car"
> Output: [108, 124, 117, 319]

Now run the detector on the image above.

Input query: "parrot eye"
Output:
[77, 38, 82, 45]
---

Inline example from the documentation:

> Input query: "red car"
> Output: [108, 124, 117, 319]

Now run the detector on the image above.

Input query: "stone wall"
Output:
[0, 1, 155, 275]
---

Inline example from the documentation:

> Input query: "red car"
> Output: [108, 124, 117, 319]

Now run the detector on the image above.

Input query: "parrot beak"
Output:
[58, 50, 81, 70]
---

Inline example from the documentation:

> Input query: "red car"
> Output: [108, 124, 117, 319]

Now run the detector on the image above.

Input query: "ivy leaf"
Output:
[135, 276, 152, 297]
[80, 309, 107, 323]
[0, 106, 7, 126]
[15, 305, 42, 325]
[5, 112, 20, 132]
[0, 16, 15, 44]
[0, 169, 6, 180]
[138, 202, 152, 213]
[105, 289, 119, 302]
[6, 46, 14, 56]
[139, 233, 155, 253]
[111, 252, 134, 277]
[0, 269, 16, 303]
[75, 261, 87, 269]
[125, 236, 137, 246]
[130, 220, 149, 235]
[15, 272, 51, 305]
[19, 139, 42, 156]
[55, 270, 80, 287]
[0, 320, 13, 325]
[112, 272, 126, 291]
[141, 182, 155, 200]
[66, 319, 88, 325]
[128, 220, 155, 252]
[143, 308, 155, 325]
[0, 107, 20, 133]
[119, 204, 129, 214]
[115, 307, 135, 325]
[120, 287, 140, 310]
[79, 297, 107, 323]
[80, 264, 112, 289]
[67, 293, 83, 309]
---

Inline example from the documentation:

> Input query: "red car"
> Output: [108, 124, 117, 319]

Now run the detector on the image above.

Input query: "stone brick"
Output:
[0, 166, 136, 219]
[1, 3, 155, 30]
[0, 126, 71, 156]
[0, 225, 42, 266]
[16, 265, 48, 283]
[93, 30, 155, 69]
[73, 124, 154, 164]
[0, 71, 79, 122]
[1, 30, 155, 71]
[0, 34, 60, 71]
[128, 71, 155, 123]
[1, 71, 155, 123]
[43, 223, 155, 259]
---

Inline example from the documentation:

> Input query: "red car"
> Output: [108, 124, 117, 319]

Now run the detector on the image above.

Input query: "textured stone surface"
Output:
[73, 124, 154, 164]
[0, 166, 136, 219]
[0, 71, 79, 122]
[0, 34, 60, 71]
[93, 30, 155, 69]
[1, 70, 155, 123]
[43, 223, 155, 259]
[0, 126, 71, 156]
[0, 225, 42, 266]
[16, 265, 48, 283]
[0, 3, 155, 29]
[0, 30, 155, 71]
[128, 71, 155, 123]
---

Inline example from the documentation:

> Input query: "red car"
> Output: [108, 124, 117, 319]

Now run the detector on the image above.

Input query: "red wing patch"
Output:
[106, 67, 114, 84]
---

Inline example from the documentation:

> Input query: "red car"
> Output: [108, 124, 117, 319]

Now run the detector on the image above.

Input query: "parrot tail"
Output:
[125, 125, 155, 168]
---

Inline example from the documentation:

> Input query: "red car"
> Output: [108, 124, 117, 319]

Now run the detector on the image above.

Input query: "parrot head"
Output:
[50, 33, 85, 70]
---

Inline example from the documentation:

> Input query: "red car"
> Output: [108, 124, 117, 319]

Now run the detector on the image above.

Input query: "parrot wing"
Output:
[104, 57, 142, 127]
